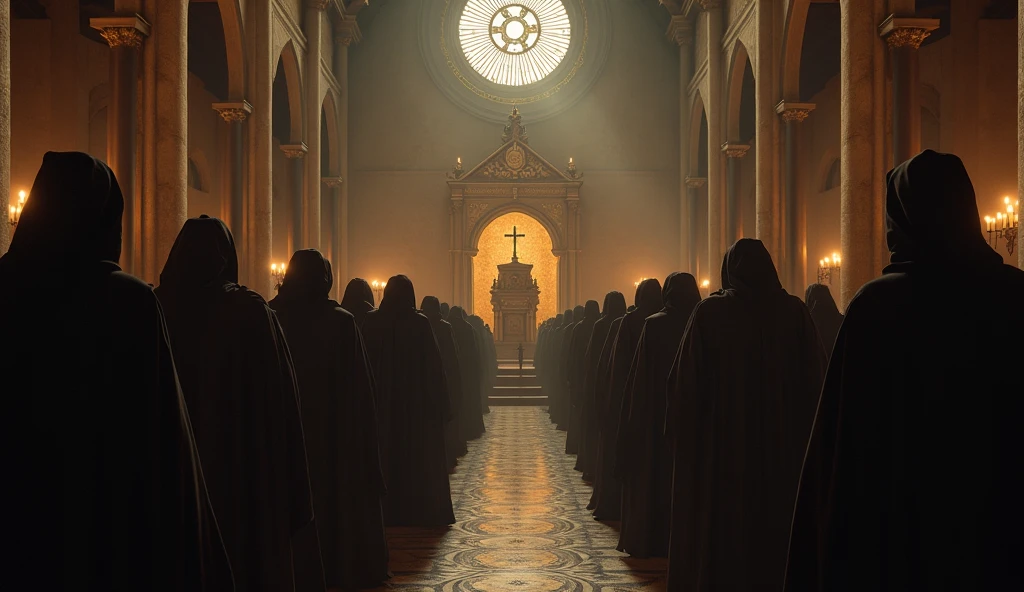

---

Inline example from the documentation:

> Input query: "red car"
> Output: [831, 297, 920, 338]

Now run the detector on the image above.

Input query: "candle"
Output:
[985, 215, 992, 232]
[457, 157, 462, 165]
[569, 157, 574, 165]
[17, 190, 26, 205]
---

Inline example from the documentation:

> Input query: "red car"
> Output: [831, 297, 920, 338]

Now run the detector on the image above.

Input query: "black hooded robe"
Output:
[340, 278, 376, 327]
[804, 283, 843, 357]
[785, 150, 1024, 592]
[666, 239, 826, 592]
[579, 292, 628, 481]
[360, 275, 455, 527]
[269, 250, 390, 590]
[617, 273, 702, 558]
[449, 306, 486, 441]
[0, 152, 232, 591]
[155, 216, 315, 592]
[558, 306, 585, 430]
[566, 301, 600, 455]
[587, 313, 625, 511]
[422, 296, 467, 469]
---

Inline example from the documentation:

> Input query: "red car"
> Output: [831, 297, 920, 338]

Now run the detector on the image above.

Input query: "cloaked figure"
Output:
[448, 305, 485, 441]
[594, 279, 663, 520]
[666, 238, 825, 592]
[617, 272, 702, 558]
[469, 315, 497, 414]
[422, 295, 467, 470]
[804, 283, 843, 357]
[545, 309, 573, 426]
[566, 300, 600, 455]
[269, 250, 389, 591]
[785, 151, 1024, 592]
[340, 278, 375, 327]
[0, 152, 232, 591]
[361, 275, 455, 526]
[579, 292, 628, 481]
[155, 216, 315, 592]
[557, 305, 586, 430]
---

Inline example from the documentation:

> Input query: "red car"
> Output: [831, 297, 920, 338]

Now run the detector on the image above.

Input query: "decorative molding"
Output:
[721, 0, 756, 55]
[212, 100, 253, 123]
[697, 0, 721, 11]
[878, 15, 940, 50]
[667, 15, 693, 46]
[280, 143, 309, 159]
[272, 0, 309, 54]
[467, 202, 492, 229]
[541, 202, 565, 228]
[307, 0, 331, 11]
[568, 201, 580, 214]
[688, 58, 709, 97]
[321, 176, 344, 188]
[684, 176, 707, 188]
[501, 106, 529, 145]
[90, 15, 150, 49]
[721, 142, 750, 158]
[334, 15, 362, 45]
[449, 199, 464, 215]
[775, 100, 815, 123]
[343, 0, 369, 16]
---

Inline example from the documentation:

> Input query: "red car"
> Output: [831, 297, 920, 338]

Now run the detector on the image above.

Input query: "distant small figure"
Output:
[517, 342, 525, 373]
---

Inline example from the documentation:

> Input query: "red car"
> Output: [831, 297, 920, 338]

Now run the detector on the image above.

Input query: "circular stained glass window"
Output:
[459, 0, 572, 87]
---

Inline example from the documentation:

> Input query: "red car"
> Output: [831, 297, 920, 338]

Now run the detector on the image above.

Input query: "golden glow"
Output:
[474, 212, 557, 327]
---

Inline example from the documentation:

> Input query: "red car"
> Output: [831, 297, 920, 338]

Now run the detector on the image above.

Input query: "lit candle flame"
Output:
[18, 190, 26, 204]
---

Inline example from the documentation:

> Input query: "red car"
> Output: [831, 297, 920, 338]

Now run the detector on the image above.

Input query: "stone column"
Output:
[879, 16, 939, 166]
[152, 0, 188, 279]
[669, 16, 694, 271]
[322, 176, 343, 271]
[0, 0, 11, 255]
[304, 0, 328, 250]
[776, 101, 815, 295]
[839, 0, 886, 310]
[248, 0, 274, 295]
[755, 0, 779, 260]
[685, 176, 707, 275]
[212, 101, 252, 249]
[280, 143, 307, 258]
[335, 17, 360, 294]
[1018, 0, 1023, 272]
[722, 142, 750, 245]
[91, 17, 150, 275]
[701, 0, 725, 289]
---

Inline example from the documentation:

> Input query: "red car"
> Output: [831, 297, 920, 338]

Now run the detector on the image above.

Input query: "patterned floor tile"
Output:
[366, 407, 667, 591]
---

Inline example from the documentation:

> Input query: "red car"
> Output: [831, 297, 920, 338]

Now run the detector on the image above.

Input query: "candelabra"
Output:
[447, 156, 464, 180]
[984, 196, 1019, 255]
[8, 190, 26, 227]
[370, 279, 387, 304]
[270, 262, 287, 291]
[564, 157, 582, 180]
[817, 253, 841, 285]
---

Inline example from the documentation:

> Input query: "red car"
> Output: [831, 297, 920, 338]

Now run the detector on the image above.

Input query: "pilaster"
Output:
[0, 0, 9, 255]
[304, 0, 328, 251]
[776, 100, 815, 296]
[669, 15, 695, 273]
[879, 15, 940, 165]
[701, 0, 725, 289]
[213, 100, 252, 250]
[333, 14, 361, 294]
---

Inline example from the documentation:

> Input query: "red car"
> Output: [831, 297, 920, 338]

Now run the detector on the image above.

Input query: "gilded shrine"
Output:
[489, 226, 542, 345]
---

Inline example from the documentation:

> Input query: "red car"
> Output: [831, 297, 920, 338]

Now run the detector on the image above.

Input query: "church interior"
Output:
[2, 1, 1023, 591]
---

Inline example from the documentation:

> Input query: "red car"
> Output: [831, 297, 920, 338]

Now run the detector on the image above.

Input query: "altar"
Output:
[490, 226, 541, 346]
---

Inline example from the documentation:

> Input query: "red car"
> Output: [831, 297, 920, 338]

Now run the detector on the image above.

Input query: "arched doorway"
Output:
[473, 211, 558, 329]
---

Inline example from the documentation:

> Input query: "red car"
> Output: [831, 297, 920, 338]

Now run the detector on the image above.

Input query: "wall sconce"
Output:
[8, 190, 27, 227]
[817, 252, 841, 285]
[370, 279, 387, 303]
[270, 262, 287, 291]
[984, 196, 1019, 255]
[700, 279, 710, 293]
[633, 277, 649, 289]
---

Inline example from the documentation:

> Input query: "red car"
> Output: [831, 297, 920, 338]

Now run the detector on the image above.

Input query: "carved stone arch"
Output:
[448, 109, 583, 314]
[689, 89, 706, 174]
[215, 0, 247, 100]
[276, 40, 304, 143]
[781, 0, 813, 101]
[320, 90, 340, 176]
[725, 40, 751, 143]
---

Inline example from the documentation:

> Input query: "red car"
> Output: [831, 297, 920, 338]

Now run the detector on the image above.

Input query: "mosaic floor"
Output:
[367, 407, 667, 591]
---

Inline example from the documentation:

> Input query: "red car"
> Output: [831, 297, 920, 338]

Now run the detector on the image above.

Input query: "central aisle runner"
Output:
[370, 407, 667, 591]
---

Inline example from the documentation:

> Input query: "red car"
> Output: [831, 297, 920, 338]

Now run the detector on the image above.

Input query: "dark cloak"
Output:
[566, 300, 600, 454]
[666, 238, 826, 592]
[269, 250, 389, 590]
[546, 309, 573, 425]
[423, 296, 467, 469]
[578, 292, 628, 481]
[804, 283, 843, 356]
[557, 305, 586, 429]
[440, 302, 451, 318]
[594, 279, 663, 520]
[154, 216, 313, 592]
[469, 315, 497, 414]
[538, 314, 563, 413]
[340, 278, 375, 327]
[617, 273, 701, 558]
[360, 275, 455, 527]
[785, 150, 1024, 592]
[0, 152, 232, 591]
[449, 306, 485, 441]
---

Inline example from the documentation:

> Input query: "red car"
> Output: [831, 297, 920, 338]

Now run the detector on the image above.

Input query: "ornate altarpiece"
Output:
[447, 108, 582, 315]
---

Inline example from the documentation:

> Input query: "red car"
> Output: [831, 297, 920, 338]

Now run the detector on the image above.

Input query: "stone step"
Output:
[495, 374, 540, 387]
[488, 395, 549, 406]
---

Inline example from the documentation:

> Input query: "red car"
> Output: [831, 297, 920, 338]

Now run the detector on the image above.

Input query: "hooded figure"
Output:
[0, 152, 232, 591]
[360, 275, 455, 526]
[665, 238, 826, 592]
[546, 309, 574, 425]
[469, 315, 497, 414]
[578, 292, 628, 481]
[617, 273, 702, 558]
[566, 300, 601, 454]
[785, 150, 1024, 592]
[539, 313, 564, 414]
[593, 278, 663, 520]
[448, 306, 485, 441]
[422, 296, 467, 469]
[804, 283, 844, 356]
[269, 250, 389, 590]
[340, 278, 375, 326]
[440, 302, 451, 318]
[155, 216, 314, 592]
[557, 304, 587, 432]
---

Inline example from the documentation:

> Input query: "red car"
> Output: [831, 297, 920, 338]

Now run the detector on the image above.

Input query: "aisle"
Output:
[369, 407, 667, 591]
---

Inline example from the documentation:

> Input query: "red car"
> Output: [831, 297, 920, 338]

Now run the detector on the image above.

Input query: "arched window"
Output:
[823, 158, 840, 192]
[187, 158, 204, 191]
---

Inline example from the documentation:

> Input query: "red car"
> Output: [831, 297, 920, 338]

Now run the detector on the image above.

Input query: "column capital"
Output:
[343, 0, 370, 15]
[775, 100, 816, 123]
[307, 0, 331, 11]
[667, 16, 694, 46]
[281, 143, 309, 159]
[721, 142, 750, 158]
[684, 176, 707, 188]
[322, 176, 344, 188]
[697, 0, 721, 11]
[878, 15, 940, 49]
[90, 15, 150, 49]
[334, 16, 362, 46]
[213, 100, 253, 123]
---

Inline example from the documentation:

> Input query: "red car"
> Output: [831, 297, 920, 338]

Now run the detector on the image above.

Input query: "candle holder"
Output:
[8, 190, 27, 228]
[270, 262, 287, 291]
[564, 157, 582, 180]
[370, 279, 387, 304]
[447, 156, 464, 180]
[817, 253, 841, 285]
[984, 197, 1019, 255]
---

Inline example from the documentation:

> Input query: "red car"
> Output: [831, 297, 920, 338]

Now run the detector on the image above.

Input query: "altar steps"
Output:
[488, 360, 546, 406]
